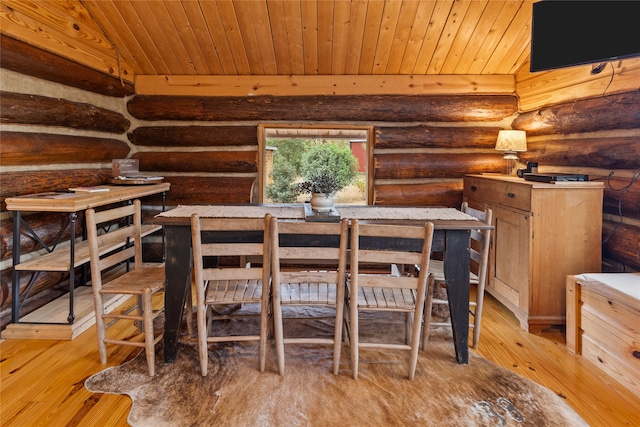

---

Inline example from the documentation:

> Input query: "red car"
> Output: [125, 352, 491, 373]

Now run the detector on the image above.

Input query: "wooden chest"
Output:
[566, 273, 640, 396]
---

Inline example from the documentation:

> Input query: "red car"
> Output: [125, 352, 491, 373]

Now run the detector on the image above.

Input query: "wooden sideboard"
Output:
[463, 174, 603, 332]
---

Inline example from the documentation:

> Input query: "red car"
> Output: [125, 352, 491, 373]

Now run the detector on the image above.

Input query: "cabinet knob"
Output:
[507, 192, 516, 198]
[470, 185, 477, 192]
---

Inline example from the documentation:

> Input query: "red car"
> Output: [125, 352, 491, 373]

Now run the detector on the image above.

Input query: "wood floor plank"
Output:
[2, 288, 640, 426]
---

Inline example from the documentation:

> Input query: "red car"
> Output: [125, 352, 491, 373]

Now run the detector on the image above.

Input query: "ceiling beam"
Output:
[135, 75, 515, 97]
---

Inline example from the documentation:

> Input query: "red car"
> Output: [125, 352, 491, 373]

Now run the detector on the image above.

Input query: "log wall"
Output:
[512, 92, 640, 273]
[1, 37, 152, 329]
[1, 36, 639, 333]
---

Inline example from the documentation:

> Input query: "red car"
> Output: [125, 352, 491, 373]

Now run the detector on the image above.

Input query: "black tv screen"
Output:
[530, 1, 640, 72]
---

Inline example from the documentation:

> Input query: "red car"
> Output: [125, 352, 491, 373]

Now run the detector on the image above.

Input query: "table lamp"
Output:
[495, 130, 526, 175]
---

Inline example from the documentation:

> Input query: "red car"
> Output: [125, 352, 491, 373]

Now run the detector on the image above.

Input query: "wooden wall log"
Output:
[601, 176, 640, 220]
[602, 257, 635, 273]
[512, 92, 640, 136]
[374, 182, 463, 207]
[0, 91, 130, 133]
[520, 137, 640, 170]
[0, 35, 134, 97]
[375, 126, 502, 149]
[1, 270, 67, 311]
[375, 153, 502, 179]
[0, 132, 130, 166]
[133, 151, 257, 173]
[128, 125, 258, 147]
[0, 169, 112, 206]
[163, 176, 256, 205]
[0, 212, 79, 261]
[127, 95, 518, 122]
[602, 221, 640, 271]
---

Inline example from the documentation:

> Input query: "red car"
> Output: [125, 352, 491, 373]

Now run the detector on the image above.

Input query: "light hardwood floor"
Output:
[1, 291, 639, 426]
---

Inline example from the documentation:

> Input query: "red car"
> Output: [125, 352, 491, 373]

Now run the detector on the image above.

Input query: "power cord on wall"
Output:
[598, 167, 640, 250]
[599, 62, 640, 103]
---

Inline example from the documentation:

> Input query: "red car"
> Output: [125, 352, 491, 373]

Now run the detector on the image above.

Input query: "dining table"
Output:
[152, 204, 493, 365]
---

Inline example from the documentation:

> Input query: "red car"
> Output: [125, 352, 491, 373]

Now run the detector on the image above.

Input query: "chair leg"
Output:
[422, 275, 435, 352]
[350, 301, 359, 380]
[259, 294, 269, 373]
[272, 290, 285, 376]
[472, 285, 485, 349]
[405, 312, 413, 345]
[196, 300, 208, 376]
[332, 285, 345, 375]
[94, 293, 108, 365]
[143, 289, 156, 376]
[409, 275, 431, 380]
[342, 298, 351, 345]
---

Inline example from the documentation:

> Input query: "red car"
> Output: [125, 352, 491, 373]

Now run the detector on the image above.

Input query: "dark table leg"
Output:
[163, 226, 192, 363]
[443, 229, 471, 364]
[11, 211, 21, 323]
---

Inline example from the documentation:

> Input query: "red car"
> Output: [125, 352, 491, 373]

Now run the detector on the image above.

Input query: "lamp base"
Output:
[503, 153, 519, 175]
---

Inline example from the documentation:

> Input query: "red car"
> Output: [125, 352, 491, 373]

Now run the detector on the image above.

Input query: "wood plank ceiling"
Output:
[0, 1, 533, 82]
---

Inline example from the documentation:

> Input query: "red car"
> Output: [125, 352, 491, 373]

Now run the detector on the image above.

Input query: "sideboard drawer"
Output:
[464, 177, 531, 211]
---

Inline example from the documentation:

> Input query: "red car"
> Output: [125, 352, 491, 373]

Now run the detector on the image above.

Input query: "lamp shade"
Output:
[495, 130, 527, 152]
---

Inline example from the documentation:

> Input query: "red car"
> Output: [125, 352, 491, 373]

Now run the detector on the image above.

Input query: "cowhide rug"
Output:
[85, 307, 586, 427]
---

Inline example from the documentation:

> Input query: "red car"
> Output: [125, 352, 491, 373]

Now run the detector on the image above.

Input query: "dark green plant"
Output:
[298, 142, 358, 195]
[296, 172, 341, 195]
[265, 157, 298, 202]
[267, 138, 310, 175]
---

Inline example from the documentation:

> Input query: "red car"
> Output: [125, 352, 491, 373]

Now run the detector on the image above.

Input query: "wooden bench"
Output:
[566, 273, 640, 396]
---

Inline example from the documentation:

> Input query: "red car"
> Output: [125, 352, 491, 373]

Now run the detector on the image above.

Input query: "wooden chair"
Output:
[270, 217, 349, 376]
[86, 199, 165, 376]
[190, 214, 271, 376]
[347, 220, 435, 380]
[423, 202, 493, 350]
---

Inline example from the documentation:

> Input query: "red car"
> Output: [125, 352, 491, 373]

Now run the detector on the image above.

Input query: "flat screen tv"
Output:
[530, 1, 640, 72]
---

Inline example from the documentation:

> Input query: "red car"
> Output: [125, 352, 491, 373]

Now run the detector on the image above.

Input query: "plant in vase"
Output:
[297, 172, 341, 212]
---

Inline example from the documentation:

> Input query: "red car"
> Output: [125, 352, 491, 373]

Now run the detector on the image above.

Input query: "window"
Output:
[258, 125, 373, 205]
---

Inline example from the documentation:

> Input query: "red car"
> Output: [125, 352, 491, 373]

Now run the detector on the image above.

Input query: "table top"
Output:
[5, 183, 170, 212]
[153, 204, 491, 230]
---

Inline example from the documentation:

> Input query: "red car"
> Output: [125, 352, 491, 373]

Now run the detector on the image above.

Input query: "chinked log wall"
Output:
[511, 92, 640, 272]
[1, 34, 639, 331]
[0, 35, 517, 329]
[126, 93, 516, 208]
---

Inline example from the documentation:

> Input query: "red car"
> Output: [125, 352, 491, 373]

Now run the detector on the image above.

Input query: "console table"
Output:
[4, 183, 170, 340]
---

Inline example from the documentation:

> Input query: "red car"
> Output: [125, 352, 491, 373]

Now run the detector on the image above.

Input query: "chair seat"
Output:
[100, 265, 165, 295]
[428, 259, 479, 284]
[205, 279, 264, 304]
[279, 282, 337, 306]
[354, 282, 417, 311]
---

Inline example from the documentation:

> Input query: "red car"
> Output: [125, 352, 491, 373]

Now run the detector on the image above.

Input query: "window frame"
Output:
[257, 124, 374, 204]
